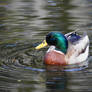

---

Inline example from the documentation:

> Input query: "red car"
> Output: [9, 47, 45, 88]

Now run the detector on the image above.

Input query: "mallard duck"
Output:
[35, 31, 89, 65]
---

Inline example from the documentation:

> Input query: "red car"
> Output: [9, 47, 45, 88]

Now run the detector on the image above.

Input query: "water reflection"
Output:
[45, 63, 92, 92]
[0, 0, 92, 92]
[45, 65, 67, 92]
[32, 0, 48, 29]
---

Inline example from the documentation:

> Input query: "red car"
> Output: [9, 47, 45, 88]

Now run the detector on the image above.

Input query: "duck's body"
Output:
[35, 31, 89, 65]
[44, 49, 67, 65]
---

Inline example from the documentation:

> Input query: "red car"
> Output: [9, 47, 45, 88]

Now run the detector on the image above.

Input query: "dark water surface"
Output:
[0, 0, 92, 92]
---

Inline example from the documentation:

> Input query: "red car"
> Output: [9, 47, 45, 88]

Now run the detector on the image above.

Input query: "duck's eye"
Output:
[46, 36, 57, 45]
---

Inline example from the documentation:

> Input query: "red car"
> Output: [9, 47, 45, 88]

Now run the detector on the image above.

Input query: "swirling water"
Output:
[0, 0, 92, 92]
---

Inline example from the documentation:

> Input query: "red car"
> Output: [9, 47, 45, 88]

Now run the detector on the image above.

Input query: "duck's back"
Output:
[66, 32, 81, 43]
[65, 32, 89, 64]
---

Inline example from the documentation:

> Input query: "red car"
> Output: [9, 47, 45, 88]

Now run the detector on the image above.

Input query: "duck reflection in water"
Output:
[45, 65, 68, 92]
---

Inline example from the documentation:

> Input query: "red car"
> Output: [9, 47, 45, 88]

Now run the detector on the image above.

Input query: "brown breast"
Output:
[44, 51, 67, 65]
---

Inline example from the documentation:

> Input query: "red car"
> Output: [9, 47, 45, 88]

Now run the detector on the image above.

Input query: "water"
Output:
[0, 0, 92, 92]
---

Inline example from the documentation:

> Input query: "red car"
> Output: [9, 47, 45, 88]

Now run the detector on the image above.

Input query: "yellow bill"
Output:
[35, 40, 48, 50]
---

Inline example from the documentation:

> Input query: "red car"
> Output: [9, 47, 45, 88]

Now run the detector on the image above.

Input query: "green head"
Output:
[46, 32, 68, 54]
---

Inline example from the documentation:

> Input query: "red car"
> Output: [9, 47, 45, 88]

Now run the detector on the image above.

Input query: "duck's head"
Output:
[35, 32, 68, 54]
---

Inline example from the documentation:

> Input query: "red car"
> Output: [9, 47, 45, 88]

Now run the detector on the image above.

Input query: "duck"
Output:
[35, 31, 89, 65]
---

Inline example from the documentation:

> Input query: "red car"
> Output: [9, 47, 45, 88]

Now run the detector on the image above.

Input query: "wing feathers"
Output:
[74, 35, 89, 55]
[66, 34, 89, 64]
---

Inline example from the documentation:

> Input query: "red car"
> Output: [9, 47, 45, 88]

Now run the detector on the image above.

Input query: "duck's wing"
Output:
[65, 30, 79, 38]
[66, 32, 89, 64]
[65, 30, 82, 43]
[72, 34, 89, 55]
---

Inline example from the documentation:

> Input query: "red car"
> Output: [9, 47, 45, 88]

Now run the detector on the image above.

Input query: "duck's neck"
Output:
[55, 37, 68, 54]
